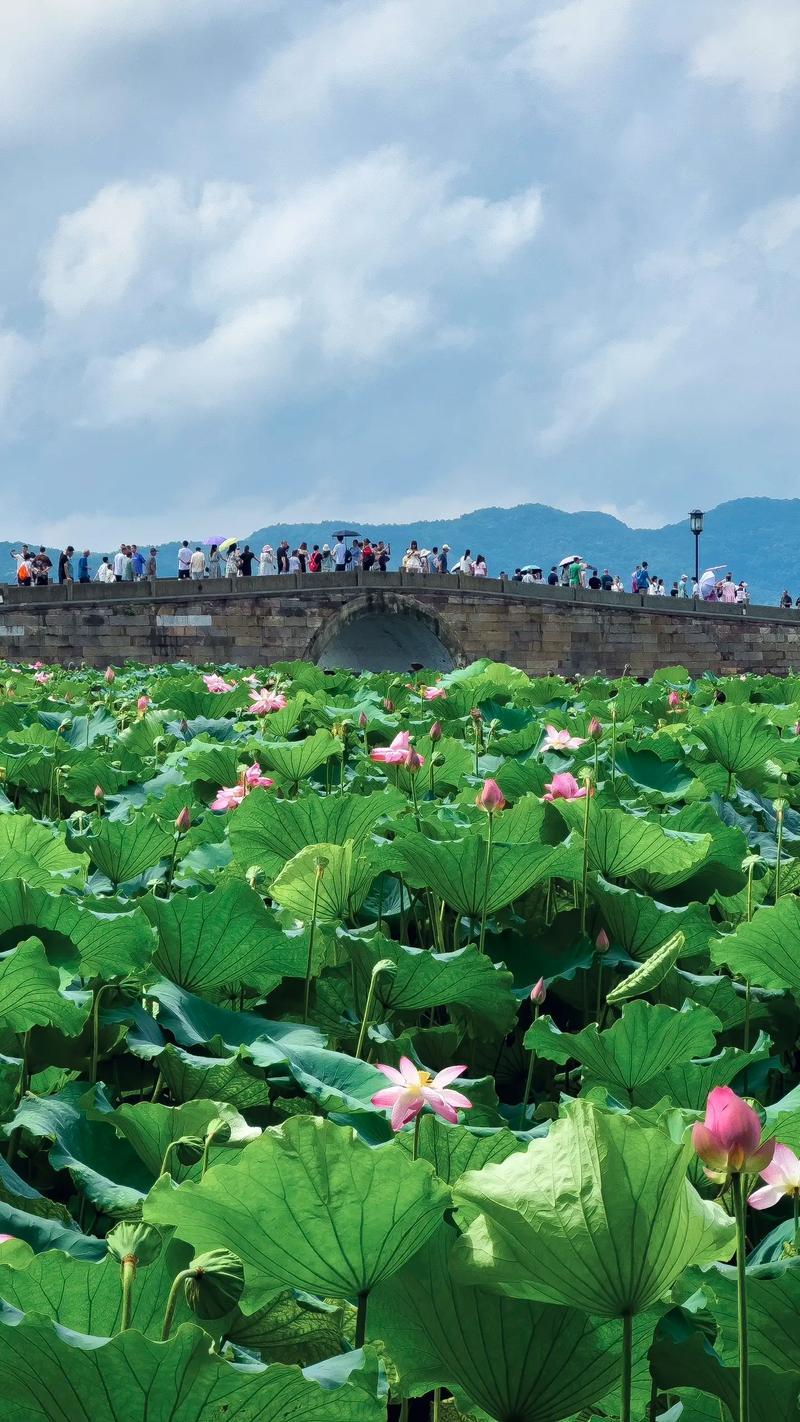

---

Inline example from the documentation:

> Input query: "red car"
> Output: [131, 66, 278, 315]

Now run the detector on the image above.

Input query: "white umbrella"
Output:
[558, 554, 582, 566]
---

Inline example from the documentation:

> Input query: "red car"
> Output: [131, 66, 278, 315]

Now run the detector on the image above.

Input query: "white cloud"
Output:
[0, 328, 33, 417]
[538, 324, 684, 453]
[509, 0, 637, 88]
[690, 1, 800, 126]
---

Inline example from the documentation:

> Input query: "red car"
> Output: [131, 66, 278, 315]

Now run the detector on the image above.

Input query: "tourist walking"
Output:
[239, 545, 255, 576]
[77, 549, 91, 583]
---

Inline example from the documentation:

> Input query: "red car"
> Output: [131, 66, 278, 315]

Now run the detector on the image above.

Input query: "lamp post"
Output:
[689, 509, 704, 592]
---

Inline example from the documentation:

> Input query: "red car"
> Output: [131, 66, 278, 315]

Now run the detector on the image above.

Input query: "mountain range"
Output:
[1, 497, 796, 607]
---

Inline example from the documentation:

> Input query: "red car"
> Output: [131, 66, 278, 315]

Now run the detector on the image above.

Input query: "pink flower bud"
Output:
[104, 666, 116, 684]
[358, 711, 368, 729]
[175, 807, 192, 834]
[383, 698, 394, 713]
[795, 721, 800, 737]
[137, 695, 150, 712]
[692, 1086, 775, 1182]
[588, 717, 603, 740]
[596, 928, 610, 952]
[530, 977, 547, 1005]
[94, 785, 104, 800]
[403, 748, 424, 772]
[179, 718, 190, 734]
[475, 778, 506, 814]
[429, 721, 442, 743]
[667, 690, 682, 709]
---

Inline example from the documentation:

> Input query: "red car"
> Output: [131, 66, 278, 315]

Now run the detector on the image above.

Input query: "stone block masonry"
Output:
[0, 573, 798, 676]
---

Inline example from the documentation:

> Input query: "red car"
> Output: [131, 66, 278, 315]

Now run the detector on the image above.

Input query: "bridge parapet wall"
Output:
[0, 573, 797, 675]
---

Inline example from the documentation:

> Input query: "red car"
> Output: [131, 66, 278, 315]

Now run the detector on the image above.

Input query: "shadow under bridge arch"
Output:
[308, 591, 460, 673]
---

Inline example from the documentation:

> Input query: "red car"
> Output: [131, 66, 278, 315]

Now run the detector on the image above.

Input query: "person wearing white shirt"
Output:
[95, 557, 115, 583]
[113, 547, 125, 582]
[189, 547, 206, 579]
[177, 541, 192, 579]
[332, 536, 349, 570]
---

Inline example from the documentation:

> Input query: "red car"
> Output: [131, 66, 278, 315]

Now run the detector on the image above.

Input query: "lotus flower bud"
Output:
[667, 690, 682, 709]
[383, 698, 394, 713]
[179, 718, 190, 735]
[183, 1250, 245, 1319]
[137, 695, 150, 712]
[596, 928, 610, 953]
[530, 977, 547, 1005]
[403, 747, 424, 772]
[429, 721, 442, 743]
[94, 785, 104, 800]
[104, 666, 116, 684]
[470, 707, 482, 723]
[588, 717, 602, 740]
[692, 1086, 774, 1182]
[358, 711, 368, 729]
[475, 778, 506, 814]
[106, 1221, 162, 1268]
[175, 806, 192, 834]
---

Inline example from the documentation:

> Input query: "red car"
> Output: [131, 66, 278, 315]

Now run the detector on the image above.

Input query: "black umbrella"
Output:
[332, 530, 361, 539]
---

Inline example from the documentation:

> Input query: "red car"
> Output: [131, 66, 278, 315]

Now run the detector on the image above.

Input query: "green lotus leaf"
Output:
[229, 789, 403, 879]
[0, 937, 88, 1036]
[141, 881, 288, 995]
[0, 881, 153, 978]
[147, 979, 324, 1055]
[8, 1083, 152, 1215]
[270, 842, 375, 922]
[590, 877, 714, 960]
[345, 931, 518, 1036]
[649, 1309, 799, 1422]
[615, 746, 696, 800]
[156, 1043, 272, 1108]
[630, 1037, 773, 1111]
[391, 832, 581, 918]
[0, 813, 85, 886]
[453, 1099, 735, 1317]
[80, 814, 175, 885]
[524, 1000, 720, 1097]
[104, 1099, 257, 1180]
[259, 731, 342, 786]
[371, 1222, 655, 1422]
[393, 1113, 524, 1182]
[0, 1234, 194, 1338]
[606, 931, 685, 1003]
[0, 1314, 384, 1422]
[579, 808, 712, 887]
[710, 895, 800, 989]
[278, 1044, 392, 1114]
[145, 1115, 449, 1299]
[690, 704, 779, 777]
[225, 1290, 348, 1366]
[689, 1257, 800, 1374]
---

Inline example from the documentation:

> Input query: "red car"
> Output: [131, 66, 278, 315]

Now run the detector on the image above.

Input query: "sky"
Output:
[2, 0, 800, 546]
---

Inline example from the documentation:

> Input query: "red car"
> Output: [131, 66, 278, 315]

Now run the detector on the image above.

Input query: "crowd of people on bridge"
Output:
[7, 538, 755, 605]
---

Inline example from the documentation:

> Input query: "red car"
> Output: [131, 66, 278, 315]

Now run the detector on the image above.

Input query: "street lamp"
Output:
[689, 509, 704, 591]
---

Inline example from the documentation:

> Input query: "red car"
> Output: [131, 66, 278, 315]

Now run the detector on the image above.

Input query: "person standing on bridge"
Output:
[225, 544, 241, 577]
[258, 544, 275, 575]
[190, 546, 206, 579]
[177, 541, 192, 579]
[77, 549, 91, 583]
[146, 547, 158, 578]
[473, 554, 488, 577]
[240, 545, 256, 576]
[58, 546, 74, 584]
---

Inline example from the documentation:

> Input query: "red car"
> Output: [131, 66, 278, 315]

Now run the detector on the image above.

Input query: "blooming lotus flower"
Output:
[542, 724, 586, 752]
[248, 688, 288, 714]
[371, 731, 425, 766]
[203, 673, 237, 693]
[692, 1086, 775, 1182]
[530, 977, 546, 1005]
[749, 1143, 800, 1210]
[211, 785, 246, 812]
[31, 661, 44, 671]
[104, 666, 116, 684]
[34, 671, 50, 684]
[543, 772, 590, 802]
[244, 762, 273, 788]
[137, 695, 150, 712]
[371, 1056, 472, 1131]
[422, 686, 447, 701]
[476, 778, 506, 814]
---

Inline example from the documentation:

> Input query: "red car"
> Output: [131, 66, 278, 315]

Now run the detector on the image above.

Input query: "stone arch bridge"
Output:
[0, 572, 797, 676]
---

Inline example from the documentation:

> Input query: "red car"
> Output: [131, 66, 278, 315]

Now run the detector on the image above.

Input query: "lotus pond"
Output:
[1, 657, 800, 1422]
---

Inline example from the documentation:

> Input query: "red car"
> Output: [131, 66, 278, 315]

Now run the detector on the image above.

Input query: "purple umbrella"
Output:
[203, 535, 225, 546]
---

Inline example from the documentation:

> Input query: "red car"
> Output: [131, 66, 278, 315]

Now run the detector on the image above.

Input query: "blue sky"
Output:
[2, 0, 800, 546]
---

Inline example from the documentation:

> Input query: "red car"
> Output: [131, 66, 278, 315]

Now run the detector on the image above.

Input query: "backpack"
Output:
[17, 563, 30, 584]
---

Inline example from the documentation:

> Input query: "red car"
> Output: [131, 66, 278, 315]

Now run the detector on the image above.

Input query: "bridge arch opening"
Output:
[309, 595, 458, 673]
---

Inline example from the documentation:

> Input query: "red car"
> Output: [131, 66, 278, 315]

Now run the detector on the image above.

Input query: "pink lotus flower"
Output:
[371, 1056, 472, 1131]
[31, 661, 44, 670]
[588, 717, 603, 740]
[596, 928, 610, 952]
[476, 778, 506, 813]
[203, 673, 237, 693]
[429, 721, 442, 743]
[104, 666, 116, 684]
[530, 977, 546, 1005]
[692, 1086, 775, 1182]
[94, 785, 104, 800]
[749, 1142, 800, 1211]
[371, 731, 425, 766]
[244, 762, 273, 788]
[543, 772, 590, 802]
[211, 785, 246, 811]
[542, 724, 586, 753]
[34, 671, 50, 684]
[175, 807, 192, 834]
[248, 688, 288, 714]
[0, 1234, 15, 1245]
[137, 695, 150, 712]
[422, 686, 447, 701]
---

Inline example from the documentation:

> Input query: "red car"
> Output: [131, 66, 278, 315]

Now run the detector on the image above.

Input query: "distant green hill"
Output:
[2, 497, 795, 607]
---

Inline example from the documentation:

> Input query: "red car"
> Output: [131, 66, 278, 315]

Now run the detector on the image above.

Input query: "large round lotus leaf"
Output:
[453, 1099, 735, 1317]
